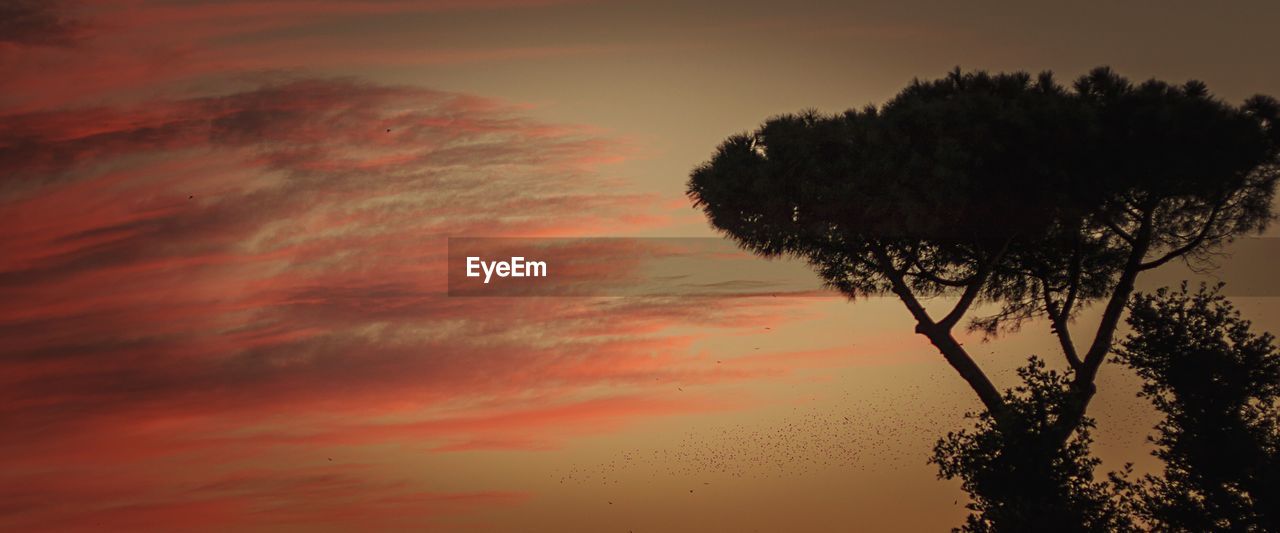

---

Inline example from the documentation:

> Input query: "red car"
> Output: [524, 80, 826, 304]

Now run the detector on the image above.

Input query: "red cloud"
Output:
[0, 2, 886, 529]
[0, 0, 603, 112]
[0, 0, 86, 47]
[0, 74, 865, 529]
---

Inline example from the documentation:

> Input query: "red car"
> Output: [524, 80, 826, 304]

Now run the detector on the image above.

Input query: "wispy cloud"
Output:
[0, 71, 849, 528]
[0, 0, 87, 47]
[0, 2, 883, 529]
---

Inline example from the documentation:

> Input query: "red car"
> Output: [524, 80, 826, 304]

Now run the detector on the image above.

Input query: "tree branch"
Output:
[1052, 238, 1085, 370]
[1043, 289, 1083, 370]
[1050, 206, 1155, 444]
[871, 243, 1007, 417]
[937, 240, 1010, 331]
[1138, 204, 1224, 271]
[905, 269, 974, 287]
[871, 245, 935, 326]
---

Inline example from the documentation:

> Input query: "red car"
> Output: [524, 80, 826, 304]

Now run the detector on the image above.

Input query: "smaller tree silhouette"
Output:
[931, 357, 1130, 533]
[1116, 284, 1280, 531]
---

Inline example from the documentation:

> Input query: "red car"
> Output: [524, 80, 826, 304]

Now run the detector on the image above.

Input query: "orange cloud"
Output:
[0, 2, 883, 529]
[0, 70, 860, 528]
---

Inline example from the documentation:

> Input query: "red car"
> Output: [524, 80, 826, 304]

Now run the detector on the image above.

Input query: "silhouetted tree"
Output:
[690, 66, 1277, 435]
[932, 357, 1130, 533]
[1115, 284, 1280, 531]
[688, 67, 1279, 530]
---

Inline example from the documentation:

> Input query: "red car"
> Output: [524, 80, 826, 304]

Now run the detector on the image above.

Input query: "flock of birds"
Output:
[555, 374, 975, 489]
[553, 344, 1166, 518]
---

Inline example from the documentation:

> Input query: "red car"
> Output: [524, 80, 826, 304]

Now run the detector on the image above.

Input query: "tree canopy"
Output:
[689, 67, 1280, 426]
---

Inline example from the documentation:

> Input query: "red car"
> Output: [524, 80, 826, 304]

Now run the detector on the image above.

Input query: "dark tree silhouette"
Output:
[688, 66, 1278, 435]
[688, 67, 1279, 530]
[1115, 284, 1280, 531]
[932, 357, 1130, 533]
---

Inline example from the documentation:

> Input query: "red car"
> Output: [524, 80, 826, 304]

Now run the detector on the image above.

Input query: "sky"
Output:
[3, 1, 1280, 531]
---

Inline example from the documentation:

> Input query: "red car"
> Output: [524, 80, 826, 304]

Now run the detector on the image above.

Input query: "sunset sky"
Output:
[4, 1, 1280, 531]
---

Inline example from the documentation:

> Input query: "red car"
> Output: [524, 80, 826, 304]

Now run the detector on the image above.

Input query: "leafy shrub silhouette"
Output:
[932, 357, 1130, 532]
[1115, 284, 1280, 532]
